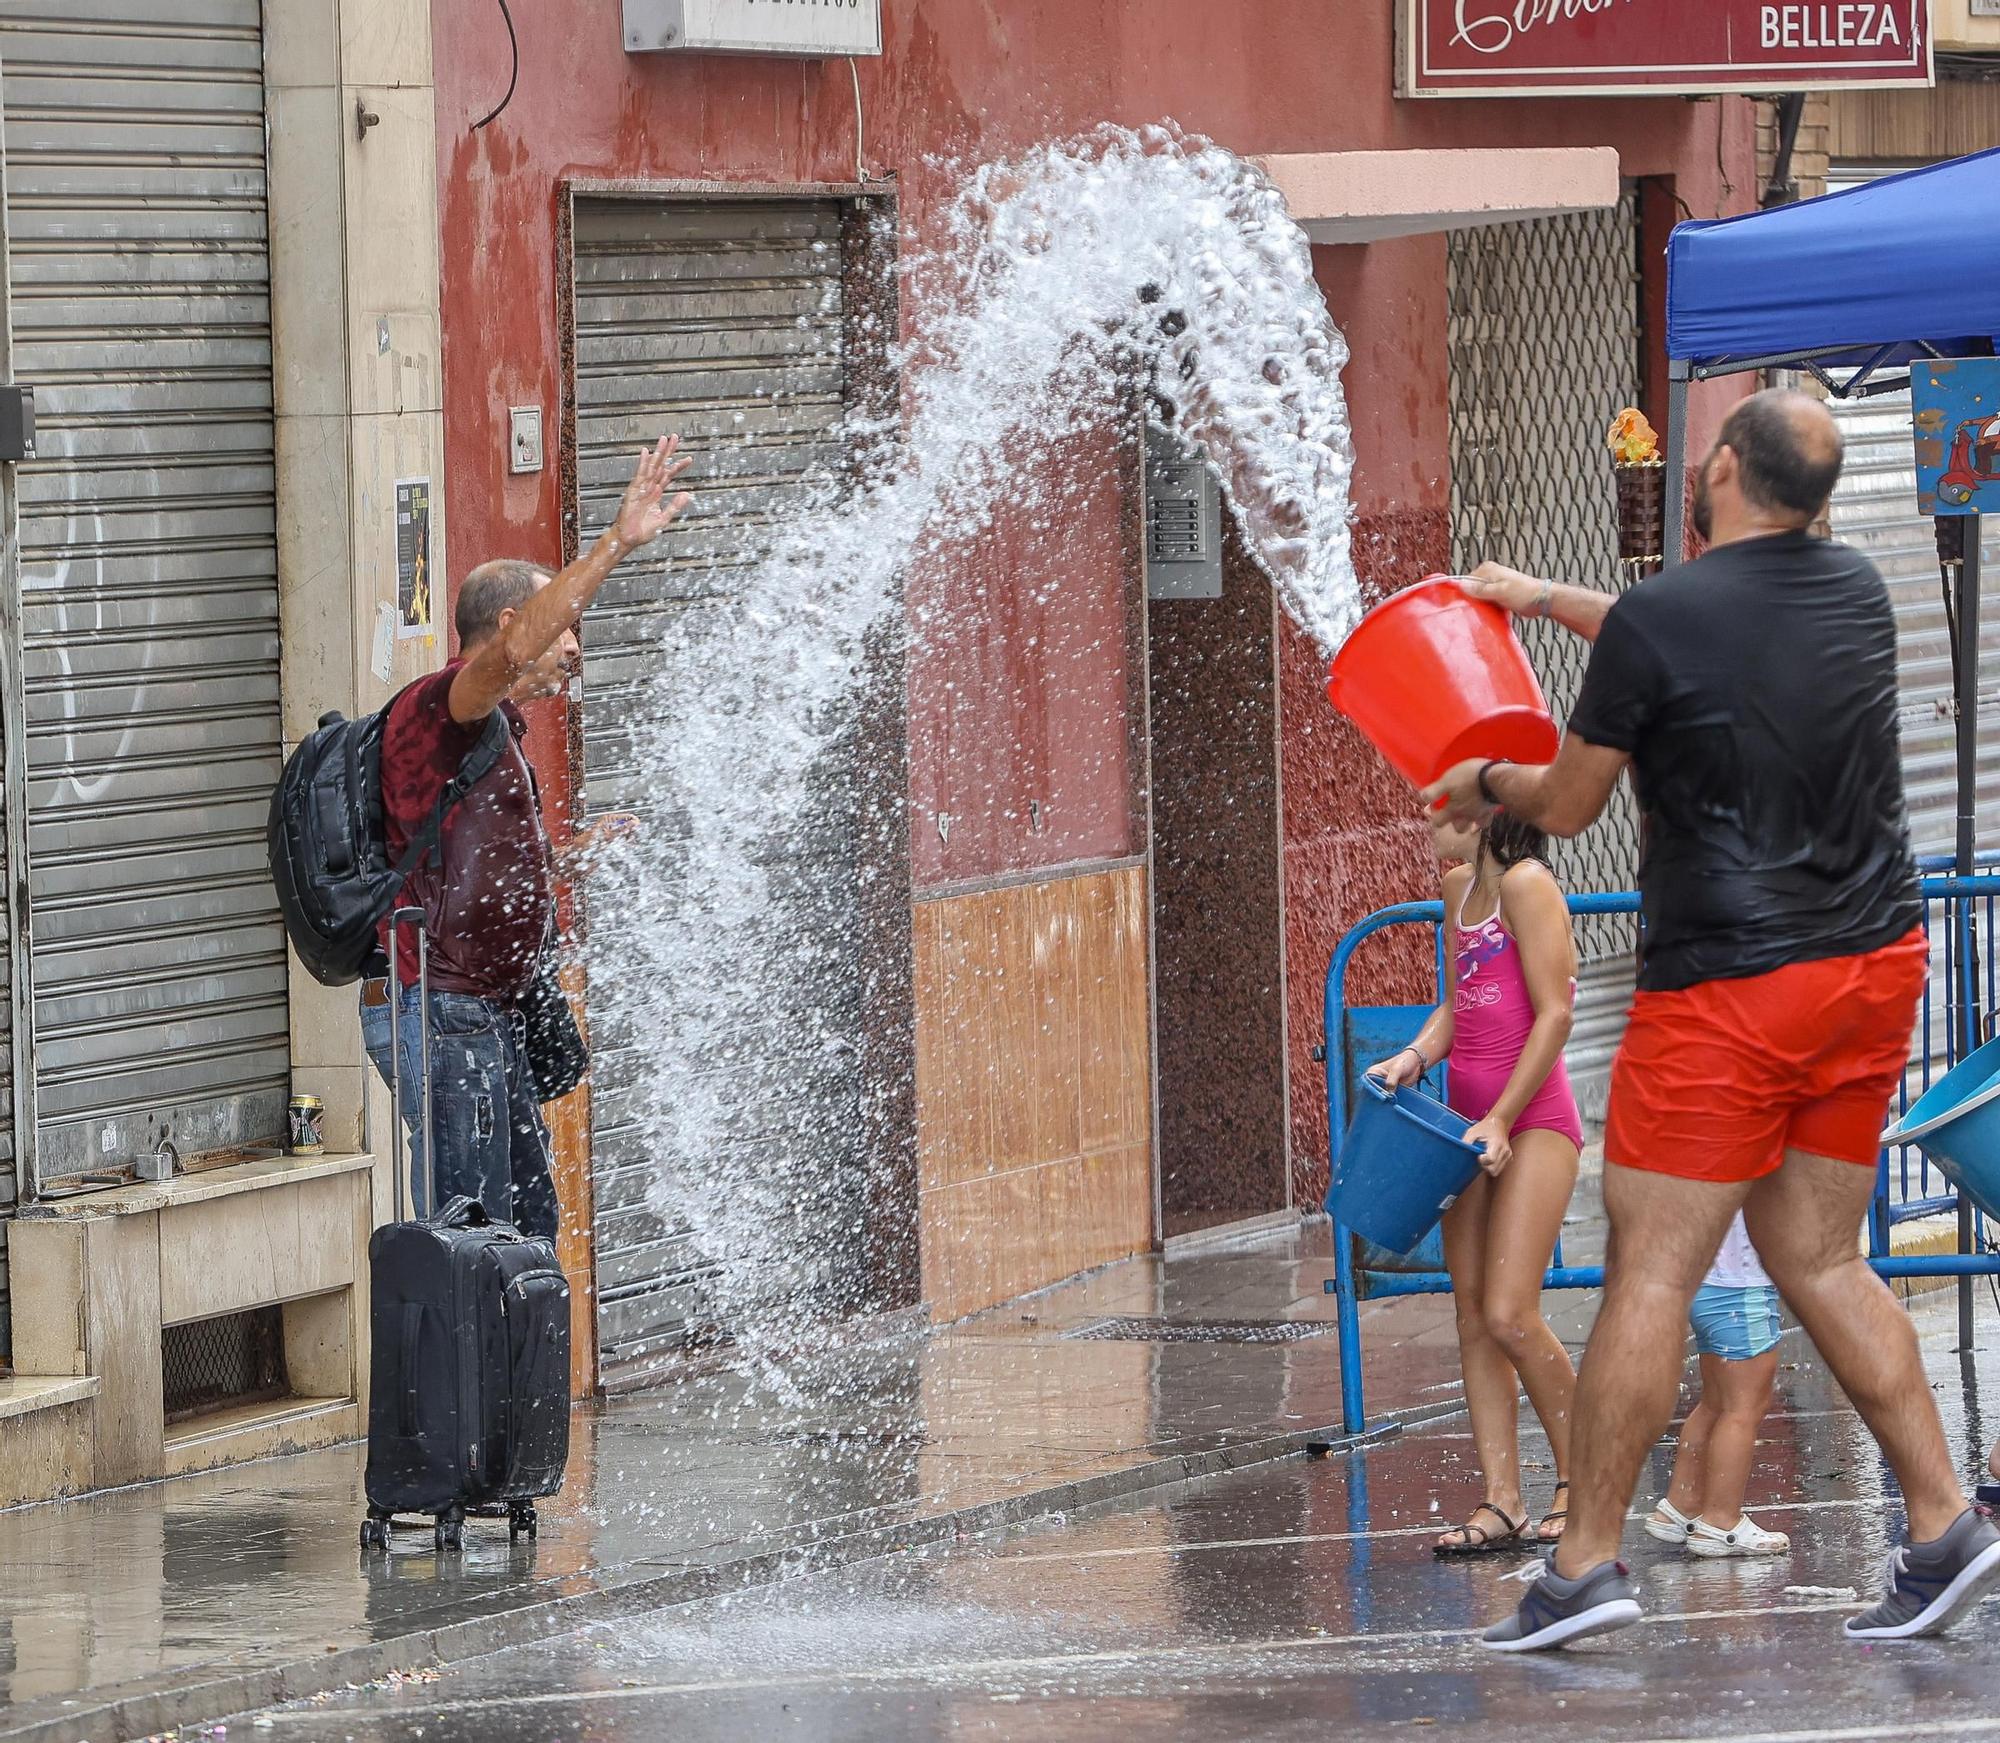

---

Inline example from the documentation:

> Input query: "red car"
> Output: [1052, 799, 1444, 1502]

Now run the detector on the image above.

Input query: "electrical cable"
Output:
[473, 0, 519, 132]
[848, 56, 866, 183]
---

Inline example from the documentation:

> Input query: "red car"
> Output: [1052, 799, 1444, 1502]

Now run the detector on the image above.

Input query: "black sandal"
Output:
[1433, 1501, 1531, 1557]
[1537, 1479, 1570, 1543]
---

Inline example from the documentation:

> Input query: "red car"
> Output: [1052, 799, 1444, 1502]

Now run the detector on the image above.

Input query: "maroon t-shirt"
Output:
[376, 663, 553, 1000]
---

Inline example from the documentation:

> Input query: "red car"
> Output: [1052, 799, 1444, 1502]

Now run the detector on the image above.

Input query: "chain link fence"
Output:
[1446, 195, 1645, 1107]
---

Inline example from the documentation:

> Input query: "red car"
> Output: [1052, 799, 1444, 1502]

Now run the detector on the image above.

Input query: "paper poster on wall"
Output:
[1913, 359, 2000, 518]
[396, 477, 433, 640]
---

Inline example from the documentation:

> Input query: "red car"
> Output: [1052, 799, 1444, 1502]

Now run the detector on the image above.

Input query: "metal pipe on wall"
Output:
[1663, 369, 1690, 564]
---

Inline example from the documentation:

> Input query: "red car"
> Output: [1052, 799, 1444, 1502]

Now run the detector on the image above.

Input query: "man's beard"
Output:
[1691, 463, 1714, 543]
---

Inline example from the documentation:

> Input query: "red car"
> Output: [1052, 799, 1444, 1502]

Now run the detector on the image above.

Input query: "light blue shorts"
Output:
[1690, 1283, 1784, 1361]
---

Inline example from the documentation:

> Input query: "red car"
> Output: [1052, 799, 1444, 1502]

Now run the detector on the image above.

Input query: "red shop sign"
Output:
[1400, 1, 1932, 97]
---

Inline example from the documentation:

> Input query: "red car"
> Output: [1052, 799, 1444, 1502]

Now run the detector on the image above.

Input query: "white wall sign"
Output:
[624, 0, 882, 56]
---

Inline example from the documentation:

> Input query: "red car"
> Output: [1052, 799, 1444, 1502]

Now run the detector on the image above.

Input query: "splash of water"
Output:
[588, 124, 1359, 1380]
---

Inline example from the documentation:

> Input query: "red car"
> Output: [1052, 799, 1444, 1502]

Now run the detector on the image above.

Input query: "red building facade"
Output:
[426, 0, 1757, 1387]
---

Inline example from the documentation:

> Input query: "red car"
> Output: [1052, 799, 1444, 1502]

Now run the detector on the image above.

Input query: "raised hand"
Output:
[613, 435, 695, 550]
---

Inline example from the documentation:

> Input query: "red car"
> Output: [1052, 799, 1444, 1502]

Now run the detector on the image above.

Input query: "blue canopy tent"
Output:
[1663, 145, 2000, 553]
[1663, 148, 2000, 1336]
[1665, 146, 2000, 391]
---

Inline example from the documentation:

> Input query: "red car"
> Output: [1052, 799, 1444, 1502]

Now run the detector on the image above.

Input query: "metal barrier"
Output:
[1882, 860, 1999, 1244]
[1321, 876, 2000, 1435]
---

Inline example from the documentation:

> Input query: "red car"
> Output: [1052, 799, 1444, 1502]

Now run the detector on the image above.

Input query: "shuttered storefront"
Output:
[1446, 195, 1644, 1120]
[1829, 382, 2000, 860]
[0, 1, 287, 1236]
[569, 197, 856, 1384]
[1822, 170, 2000, 866]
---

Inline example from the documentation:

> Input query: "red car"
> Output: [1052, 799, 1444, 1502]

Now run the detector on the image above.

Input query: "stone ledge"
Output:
[163, 1396, 359, 1480]
[0, 1386, 94, 1511]
[0, 1375, 100, 1422]
[19, 1151, 375, 1220]
[11, 1157, 375, 1494]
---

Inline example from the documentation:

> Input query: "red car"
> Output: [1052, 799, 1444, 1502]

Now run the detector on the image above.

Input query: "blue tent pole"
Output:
[1664, 364, 1690, 563]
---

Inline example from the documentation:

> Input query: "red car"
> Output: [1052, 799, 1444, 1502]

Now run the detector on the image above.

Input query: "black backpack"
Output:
[268, 685, 508, 986]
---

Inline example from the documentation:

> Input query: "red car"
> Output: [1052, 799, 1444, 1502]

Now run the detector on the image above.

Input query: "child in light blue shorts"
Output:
[1645, 1212, 1790, 1558]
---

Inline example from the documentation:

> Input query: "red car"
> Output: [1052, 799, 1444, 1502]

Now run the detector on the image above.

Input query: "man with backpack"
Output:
[358, 435, 692, 1235]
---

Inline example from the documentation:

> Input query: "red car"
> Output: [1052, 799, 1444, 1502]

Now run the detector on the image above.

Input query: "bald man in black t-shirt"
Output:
[1428, 390, 1996, 1651]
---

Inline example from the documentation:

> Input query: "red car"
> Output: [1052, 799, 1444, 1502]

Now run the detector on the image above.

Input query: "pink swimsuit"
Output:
[1447, 893, 1584, 1147]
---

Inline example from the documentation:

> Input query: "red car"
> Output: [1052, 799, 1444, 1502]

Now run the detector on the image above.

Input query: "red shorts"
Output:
[1605, 928, 1928, 1184]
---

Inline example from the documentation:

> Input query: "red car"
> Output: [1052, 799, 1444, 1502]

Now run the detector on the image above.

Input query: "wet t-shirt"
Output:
[1568, 530, 1920, 993]
[376, 662, 553, 1001]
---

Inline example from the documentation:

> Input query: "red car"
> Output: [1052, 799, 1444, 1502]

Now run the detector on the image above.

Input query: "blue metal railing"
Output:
[1884, 860, 1999, 1238]
[1322, 876, 2000, 1435]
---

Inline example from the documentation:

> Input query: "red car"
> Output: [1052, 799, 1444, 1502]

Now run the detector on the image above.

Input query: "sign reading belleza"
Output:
[1402, 0, 1930, 96]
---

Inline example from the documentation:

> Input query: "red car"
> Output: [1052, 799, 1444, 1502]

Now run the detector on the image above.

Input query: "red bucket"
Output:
[1325, 577, 1559, 788]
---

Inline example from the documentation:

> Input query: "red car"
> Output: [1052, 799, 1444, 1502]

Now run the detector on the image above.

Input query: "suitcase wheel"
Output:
[359, 1516, 391, 1552]
[434, 1511, 465, 1553]
[508, 1503, 538, 1542]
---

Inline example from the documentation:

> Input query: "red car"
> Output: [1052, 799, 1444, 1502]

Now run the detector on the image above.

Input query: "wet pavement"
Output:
[2, 1215, 1583, 1742]
[240, 1284, 2000, 1743]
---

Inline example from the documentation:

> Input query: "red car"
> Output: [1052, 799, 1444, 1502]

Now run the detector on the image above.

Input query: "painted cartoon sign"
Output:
[1913, 358, 2000, 518]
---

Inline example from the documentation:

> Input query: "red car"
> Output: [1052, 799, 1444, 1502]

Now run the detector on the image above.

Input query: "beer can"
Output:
[287, 1093, 326, 1157]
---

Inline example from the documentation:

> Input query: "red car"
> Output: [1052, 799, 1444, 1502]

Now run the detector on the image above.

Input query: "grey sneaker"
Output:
[1481, 1555, 1643, 1652]
[1845, 1506, 2000, 1640]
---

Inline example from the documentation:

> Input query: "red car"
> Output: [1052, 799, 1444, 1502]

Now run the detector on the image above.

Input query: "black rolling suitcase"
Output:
[359, 907, 572, 1552]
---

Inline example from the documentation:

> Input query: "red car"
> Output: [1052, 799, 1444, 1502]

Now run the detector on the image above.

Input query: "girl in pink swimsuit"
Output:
[1369, 808, 1584, 1557]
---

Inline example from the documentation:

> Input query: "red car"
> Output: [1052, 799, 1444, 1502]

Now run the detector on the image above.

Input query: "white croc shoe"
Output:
[1645, 1498, 1694, 1545]
[1686, 1514, 1790, 1558]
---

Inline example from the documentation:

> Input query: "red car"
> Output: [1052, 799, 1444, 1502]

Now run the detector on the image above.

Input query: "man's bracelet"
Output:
[1476, 759, 1513, 809]
[1531, 579, 1555, 618]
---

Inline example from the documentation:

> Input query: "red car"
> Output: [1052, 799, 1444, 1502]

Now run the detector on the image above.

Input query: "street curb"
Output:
[0, 1403, 1462, 1743]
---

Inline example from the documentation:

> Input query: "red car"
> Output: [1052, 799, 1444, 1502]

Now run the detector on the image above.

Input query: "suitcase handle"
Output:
[385, 906, 434, 1222]
[433, 1195, 493, 1229]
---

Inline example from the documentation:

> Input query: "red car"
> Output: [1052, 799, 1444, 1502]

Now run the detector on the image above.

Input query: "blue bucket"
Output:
[1882, 1032, 2000, 1222]
[1330, 1075, 1484, 1256]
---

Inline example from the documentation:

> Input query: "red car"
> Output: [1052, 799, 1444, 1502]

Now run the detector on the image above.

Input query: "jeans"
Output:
[360, 983, 558, 1239]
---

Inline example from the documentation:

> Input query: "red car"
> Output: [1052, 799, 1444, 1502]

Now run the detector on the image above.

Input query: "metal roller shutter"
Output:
[1820, 169, 2000, 1096]
[1447, 194, 1644, 1121]
[1822, 170, 2000, 866]
[569, 197, 856, 1385]
[0, 452, 14, 1355]
[2, 1, 287, 1196]
[1829, 386, 2000, 861]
